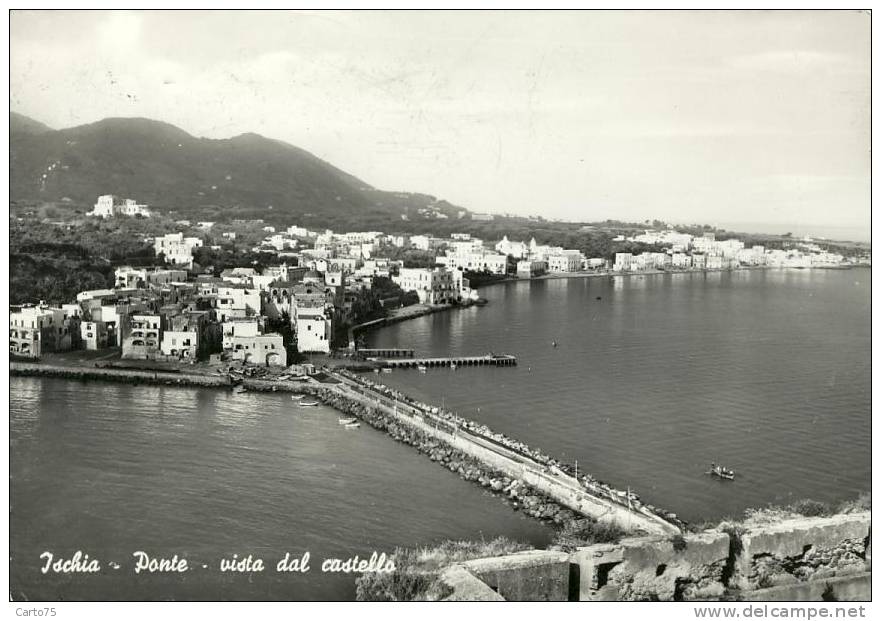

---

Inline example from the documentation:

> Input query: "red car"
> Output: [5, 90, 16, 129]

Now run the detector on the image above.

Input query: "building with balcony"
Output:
[393, 267, 456, 305]
[436, 249, 508, 275]
[10, 305, 78, 358]
[547, 250, 585, 273]
[121, 314, 164, 359]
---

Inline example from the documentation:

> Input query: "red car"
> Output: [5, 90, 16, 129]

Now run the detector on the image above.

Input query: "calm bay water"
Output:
[366, 268, 871, 522]
[10, 268, 870, 600]
[10, 378, 552, 601]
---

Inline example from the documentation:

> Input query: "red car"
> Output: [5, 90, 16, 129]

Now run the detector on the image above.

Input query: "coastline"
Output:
[473, 263, 870, 290]
[349, 301, 472, 344]
[348, 264, 871, 342]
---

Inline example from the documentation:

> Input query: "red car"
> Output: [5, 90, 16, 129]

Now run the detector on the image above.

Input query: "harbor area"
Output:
[10, 354, 682, 536]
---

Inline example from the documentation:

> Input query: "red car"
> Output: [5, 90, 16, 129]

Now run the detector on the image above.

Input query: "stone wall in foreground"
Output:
[436, 513, 870, 601]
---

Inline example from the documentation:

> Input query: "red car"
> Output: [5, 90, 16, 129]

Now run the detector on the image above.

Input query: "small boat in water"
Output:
[708, 463, 735, 480]
[291, 394, 305, 401]
[382, 368, 393, 374]
[417, 365, 428, 373]
[450, 363, 457, 370]
[232, 384, 247, 395]
[344, 422, 361, 429]
[299, 400, 320, 407]
[339, 417, 357, 425]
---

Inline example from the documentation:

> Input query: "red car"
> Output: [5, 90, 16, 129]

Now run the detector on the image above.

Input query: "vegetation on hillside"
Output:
[10, 114, 464, 225]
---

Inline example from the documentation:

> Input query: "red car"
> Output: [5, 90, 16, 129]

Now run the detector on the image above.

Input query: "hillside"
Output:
[11, 111, 53, 135]
[9, 113, 465, 227]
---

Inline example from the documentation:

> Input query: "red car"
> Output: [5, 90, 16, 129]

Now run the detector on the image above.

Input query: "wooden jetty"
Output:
[368, 354, 517, 369]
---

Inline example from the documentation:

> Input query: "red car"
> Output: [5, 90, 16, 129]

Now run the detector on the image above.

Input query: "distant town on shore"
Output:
[9, 192, 872, 367]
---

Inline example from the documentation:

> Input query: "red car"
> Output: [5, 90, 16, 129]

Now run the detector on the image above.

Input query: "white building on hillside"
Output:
[154, 233, 203, 268]
[88, 195, 153, 218]
[495, 236, 529, 259]
[114, 266, 187, 289]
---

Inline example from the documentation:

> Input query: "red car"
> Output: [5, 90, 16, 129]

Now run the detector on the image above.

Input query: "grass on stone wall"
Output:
[355, 537, 532, 601]
[690, 493, 872, 532]
[549, 518, 626, 553]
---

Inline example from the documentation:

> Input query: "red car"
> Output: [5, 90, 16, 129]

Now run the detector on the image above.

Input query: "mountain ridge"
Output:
[11, 111, 54, 135]
[9, 112, 464, 227]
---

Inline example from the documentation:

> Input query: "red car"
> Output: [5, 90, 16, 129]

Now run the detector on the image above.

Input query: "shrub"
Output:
[550, 519, 625, 552]
[670, 534, 687, 552]
[786, 499, 832, 518]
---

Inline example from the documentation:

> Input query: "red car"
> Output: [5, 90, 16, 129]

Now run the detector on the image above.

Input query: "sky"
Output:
[9, 10, 871, 239]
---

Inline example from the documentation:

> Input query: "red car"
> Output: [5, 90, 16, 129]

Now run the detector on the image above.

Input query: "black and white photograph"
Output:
[5, 6, 873, 611]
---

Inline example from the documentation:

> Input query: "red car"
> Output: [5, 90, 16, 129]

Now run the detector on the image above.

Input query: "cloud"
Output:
[7, 11, 871, 231]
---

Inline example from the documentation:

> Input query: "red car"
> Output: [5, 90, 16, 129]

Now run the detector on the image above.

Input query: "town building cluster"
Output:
[9, 196, 868, 364]
[612, 231, 853, 272]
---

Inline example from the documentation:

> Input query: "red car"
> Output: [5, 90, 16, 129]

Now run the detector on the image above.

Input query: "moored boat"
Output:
[338, 417, 357, 425]
[344, 422, 361, 429]
[232, 384, 247, 395]
[708, 463, 735, 480]
[417, 365, 428, 373]
[299, 400, 320, 407]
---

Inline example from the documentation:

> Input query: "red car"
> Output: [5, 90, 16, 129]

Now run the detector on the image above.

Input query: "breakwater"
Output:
[8, 362, 580, 530]
[313, 387, 587, 528]
[329, 369, 680, 535]
[10, 362, 232, 387]
[10, 361, 679, 534]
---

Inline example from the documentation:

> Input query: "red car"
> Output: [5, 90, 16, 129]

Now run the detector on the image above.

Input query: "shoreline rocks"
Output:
[313, 387, 578, 531]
